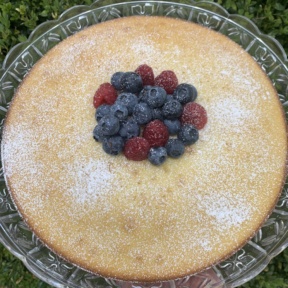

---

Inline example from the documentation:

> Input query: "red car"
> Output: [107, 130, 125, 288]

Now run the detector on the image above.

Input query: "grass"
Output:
[0, 0, 288, 287]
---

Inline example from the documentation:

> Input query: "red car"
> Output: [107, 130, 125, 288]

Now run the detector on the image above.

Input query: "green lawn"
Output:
[0, 0, 288, 287]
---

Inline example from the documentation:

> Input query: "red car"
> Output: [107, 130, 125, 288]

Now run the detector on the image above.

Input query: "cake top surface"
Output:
[1, 16, 287, 282]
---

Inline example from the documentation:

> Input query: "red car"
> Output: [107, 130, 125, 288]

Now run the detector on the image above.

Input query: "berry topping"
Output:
[181, 102, 207, 130]
[155, 70, 178, 94]
[120, 72, 143, 94]
[93, 125, 105, 142]
[166, 94, 174, 102]
[148, 147, 167, 166]
[145, 86, 167, 108]
[111, 71, 124, 90]
[95, 104, 111, 122]
[102, 136, 124, 155]
[119, 118, 140, 140]
[163, 119, 181, 135]
[178, 124, 199, 146]
[165, 139, 185, 158]
[98, 114, 120, 136]
[162, 99, 183, 119]
[138, 85, 152, 103]
[116, 92, 139, 115]
[173, 83, 197, 104]
[133, 102, 153, 125]
[93, 92, 105, 109]
[92, 65, 207, 165]
[152, 108, 164, 121]
[143, 120, 169, 148]
[123, 137, 150, 161]
[110, 103, 129, 121]
[93, 83, 117, 108]
[135, 64, 155, 86]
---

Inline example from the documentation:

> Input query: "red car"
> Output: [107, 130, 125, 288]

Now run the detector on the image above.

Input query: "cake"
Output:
[1, 16, 287, 282]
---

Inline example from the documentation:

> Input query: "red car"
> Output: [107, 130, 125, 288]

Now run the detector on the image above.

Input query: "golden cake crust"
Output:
[2, 16, 288, 282]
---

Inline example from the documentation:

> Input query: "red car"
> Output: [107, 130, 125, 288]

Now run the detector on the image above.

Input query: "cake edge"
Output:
[1, 15, 288, 282]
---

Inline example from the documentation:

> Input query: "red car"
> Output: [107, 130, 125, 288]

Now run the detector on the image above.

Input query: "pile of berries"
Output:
[92, 64, 207, 166]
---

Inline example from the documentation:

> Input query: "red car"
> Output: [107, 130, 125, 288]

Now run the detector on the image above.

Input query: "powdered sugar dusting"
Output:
[199, 193, 253, 229]
[130, 38, 158, 56]
[214, 98, 255, 126]
[212, 97, 254, 128]
[65, 158, 116, 204]
[1, 16, 287, 281]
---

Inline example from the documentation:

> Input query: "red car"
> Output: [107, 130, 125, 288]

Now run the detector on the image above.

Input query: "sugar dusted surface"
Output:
[2, 16, 287, 281]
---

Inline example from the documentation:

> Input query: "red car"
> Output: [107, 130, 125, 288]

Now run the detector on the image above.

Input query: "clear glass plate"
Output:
[0, 1, 288, 287]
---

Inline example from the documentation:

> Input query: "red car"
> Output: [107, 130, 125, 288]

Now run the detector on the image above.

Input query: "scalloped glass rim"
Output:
[0, 1, 288, 288]
[0, 0, 287, 74]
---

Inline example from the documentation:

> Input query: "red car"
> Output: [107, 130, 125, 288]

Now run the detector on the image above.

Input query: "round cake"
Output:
[1, 16, 287, 282]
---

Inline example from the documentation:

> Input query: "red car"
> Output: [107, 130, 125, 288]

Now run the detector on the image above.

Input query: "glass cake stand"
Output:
[0, 1, 288, 287]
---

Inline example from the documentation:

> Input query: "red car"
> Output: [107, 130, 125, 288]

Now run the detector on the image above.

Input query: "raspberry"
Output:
[135, 64, 155, 86]
[154, 70, 178, 94]
[123, 137, 150, 161]
[143, 120, 169, 148]
[93, 91, 105, 108]
[93, 83, 117, 108]
[180, 102, 207, 130]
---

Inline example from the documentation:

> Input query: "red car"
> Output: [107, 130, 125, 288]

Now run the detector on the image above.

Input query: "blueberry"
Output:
[98, 114, 120, 136]
[95, 104, 111, 122]
[177, 124, 199, 145]
[166, 94, 174, 102]
[133, 102, 153, 125]
[163, 119, 181, 135]
[148, 147, 167, 166]
[93, 125, 105, 142]
[146, 86, 167, 108]
[138, 85, 152, 103]
[162, 99, 183, 120]
[110, 103, 128, 121]
[102, 136, 124, 155]
[173, 83, 197, 104]
[121, 72, 143, 94]
[119, 118, 140, 140]
[116, 92, 138, 114]
[152, 108, 164, 121]
[111, 72, 124, 90]
[165, 139, 185, 158]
